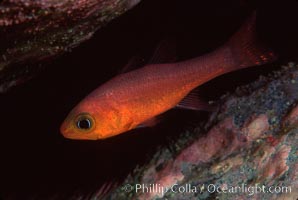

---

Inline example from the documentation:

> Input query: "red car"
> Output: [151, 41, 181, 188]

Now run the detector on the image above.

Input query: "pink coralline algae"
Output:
[257, 145, 291, 184]
[103, 63, 298, 200]
[136, 115, 273, 199]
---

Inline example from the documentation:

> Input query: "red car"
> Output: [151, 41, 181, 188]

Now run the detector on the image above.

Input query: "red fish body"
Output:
[60, 13, 276, 140]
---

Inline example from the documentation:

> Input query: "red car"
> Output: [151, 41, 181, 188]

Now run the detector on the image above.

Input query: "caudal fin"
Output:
[226, 11, 277, 68]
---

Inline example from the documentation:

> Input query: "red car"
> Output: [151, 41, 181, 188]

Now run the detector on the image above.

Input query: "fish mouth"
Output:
[60, 121, 71, 138]
[60, 119, 77, 139]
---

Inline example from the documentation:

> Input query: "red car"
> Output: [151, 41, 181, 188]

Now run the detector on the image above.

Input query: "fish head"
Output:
[60, 97, 128, 140]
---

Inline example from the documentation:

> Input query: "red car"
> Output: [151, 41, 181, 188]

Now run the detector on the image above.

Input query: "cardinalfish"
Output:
[60, 13, 276, 140]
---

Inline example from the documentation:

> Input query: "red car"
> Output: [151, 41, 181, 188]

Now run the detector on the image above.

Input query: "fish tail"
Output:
[226, 11, 277, 69]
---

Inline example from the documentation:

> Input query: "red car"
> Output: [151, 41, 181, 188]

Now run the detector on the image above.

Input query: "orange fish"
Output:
[60, 13, 276, 140]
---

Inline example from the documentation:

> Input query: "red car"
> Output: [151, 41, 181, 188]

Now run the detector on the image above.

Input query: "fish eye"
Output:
[76, 114, 94, 130]
[77, 118, 91, 130]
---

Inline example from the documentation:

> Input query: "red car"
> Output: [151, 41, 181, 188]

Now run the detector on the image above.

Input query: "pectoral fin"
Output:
[136, 115, 163, 129]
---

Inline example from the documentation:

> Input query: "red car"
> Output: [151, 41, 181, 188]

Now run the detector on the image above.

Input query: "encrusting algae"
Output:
[0, 0, 141, 92]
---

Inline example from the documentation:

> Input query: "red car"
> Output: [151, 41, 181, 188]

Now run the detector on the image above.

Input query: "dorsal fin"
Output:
[118, 55, 146, 74]
[148, 37, 177, 64]
[119, 37, 177, 74]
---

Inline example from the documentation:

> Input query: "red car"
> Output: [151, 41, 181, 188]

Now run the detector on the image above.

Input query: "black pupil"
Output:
[77, 118, 91, 130]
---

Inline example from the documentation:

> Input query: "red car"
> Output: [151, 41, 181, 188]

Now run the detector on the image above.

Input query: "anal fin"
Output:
[176, 89, 215, 112]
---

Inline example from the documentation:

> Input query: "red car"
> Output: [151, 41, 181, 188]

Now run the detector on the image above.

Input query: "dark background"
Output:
[1, 0, 298, 199]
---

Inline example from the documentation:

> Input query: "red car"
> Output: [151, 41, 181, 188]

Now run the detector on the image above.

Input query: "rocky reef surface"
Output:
[0, 0, 141, 92]
[101, 62, 298, 200]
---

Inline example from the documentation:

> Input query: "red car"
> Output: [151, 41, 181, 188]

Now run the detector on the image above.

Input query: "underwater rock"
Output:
[0, 0, 141, 92]
[100, 62, 298, 200]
